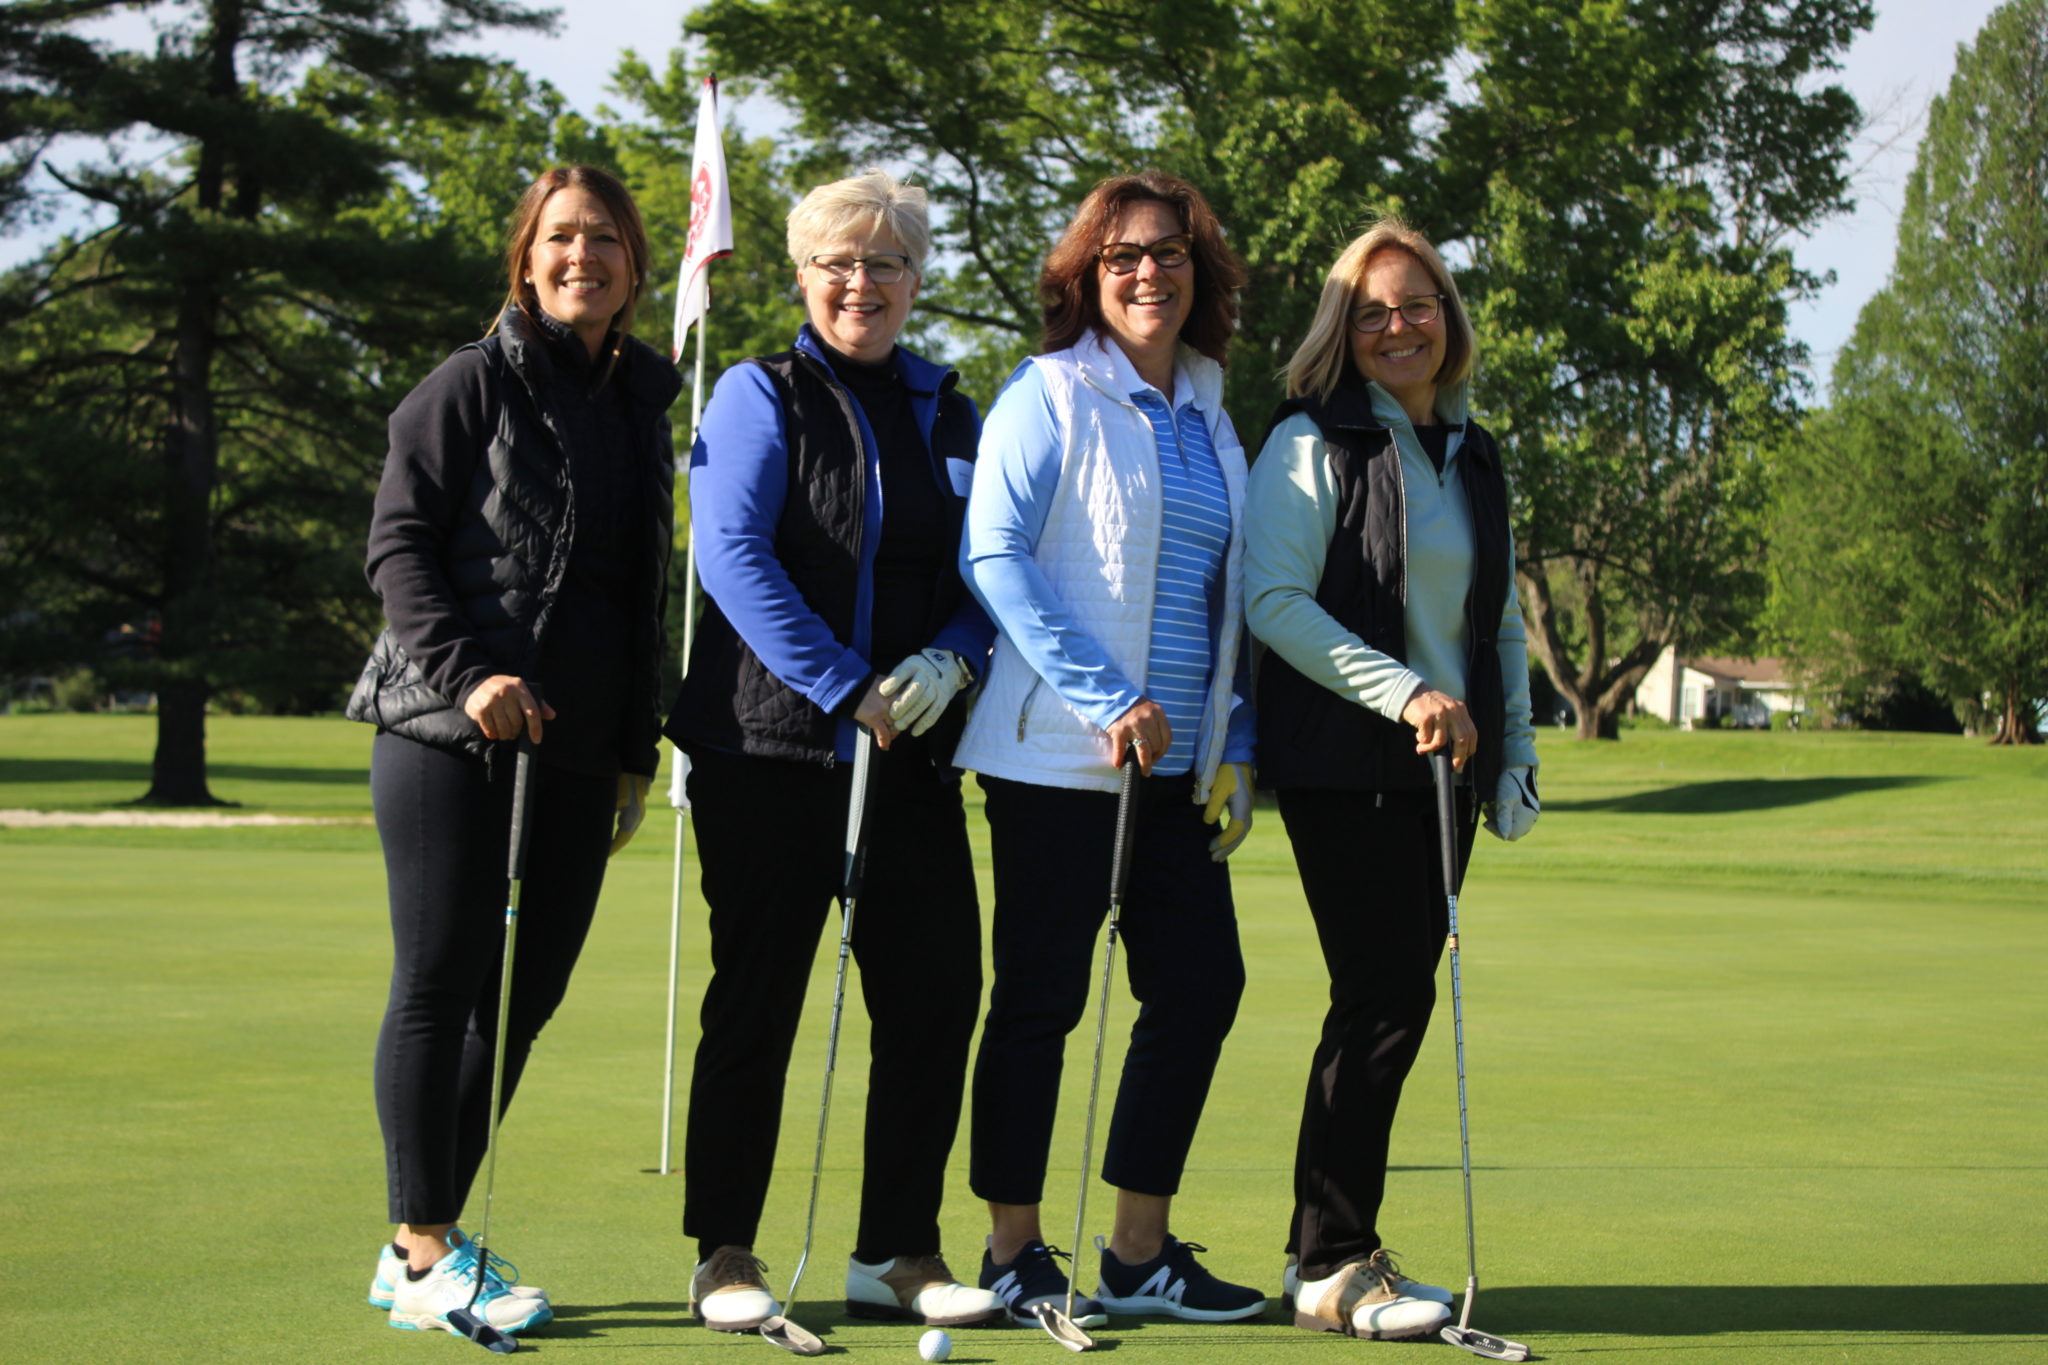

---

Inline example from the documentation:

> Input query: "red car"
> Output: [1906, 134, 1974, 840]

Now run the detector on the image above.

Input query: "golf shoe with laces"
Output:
[690, 1245, 780, 1332]
[978, 1240, 1107, 1328]
[1292, 1250, 1451, 1339]
[1281, 1248, 1451, 1311]
[846, 1253, 1005, 1327]
[368, 1229, 546, 1311]
[386, 1241, 552, 1336]
[1093, 1234, 1267, 1322]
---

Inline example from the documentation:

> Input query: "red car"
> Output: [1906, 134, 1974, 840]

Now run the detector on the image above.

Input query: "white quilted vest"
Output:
[955, 334, 1247, 799]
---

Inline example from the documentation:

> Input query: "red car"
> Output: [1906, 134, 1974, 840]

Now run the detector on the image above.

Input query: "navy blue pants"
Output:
[1277, 784, 1476, 1280]
[970, 772, 1246, 1205]
[371, 731, 615, 1225]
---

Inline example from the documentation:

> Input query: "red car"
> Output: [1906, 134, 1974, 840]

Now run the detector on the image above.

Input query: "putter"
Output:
[1040, 744, 1144, 1353]
[445, 739, 539, 1356]
[761, 725, 880, 1357]
[1430, 752, 1530, 1364]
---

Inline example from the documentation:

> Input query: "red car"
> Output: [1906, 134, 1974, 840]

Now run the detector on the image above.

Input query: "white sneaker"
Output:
[691, 1245, 780, 1332]
[387, 1242, 552, 1336]
[846, 1254, 1006, 1327]
[368, 1231, 547, 1310]
[1283, 1249, 1451, 1309]
[1292, 1255, 1450, 1340]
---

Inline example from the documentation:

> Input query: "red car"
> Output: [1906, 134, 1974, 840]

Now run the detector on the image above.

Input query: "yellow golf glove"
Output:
[609, 772, 651, 856]
[1202, 761, 1254, 862]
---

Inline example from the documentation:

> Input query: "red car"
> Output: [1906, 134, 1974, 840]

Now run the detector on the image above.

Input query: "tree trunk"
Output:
[1991, 683, 2043, 745]
[140, 0, 242, 807]
[144, 679, 225, 805]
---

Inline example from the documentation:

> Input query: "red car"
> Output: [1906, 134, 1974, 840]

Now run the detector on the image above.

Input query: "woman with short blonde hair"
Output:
[666, 167, 1001, 1337]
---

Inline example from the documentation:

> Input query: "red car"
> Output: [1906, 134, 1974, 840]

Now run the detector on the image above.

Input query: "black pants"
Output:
[681, 742, 982, 1260]
[970, 773, 1246, 1205]
[371, 731, 616, 1226]
[1276, 784, 1476, 1281]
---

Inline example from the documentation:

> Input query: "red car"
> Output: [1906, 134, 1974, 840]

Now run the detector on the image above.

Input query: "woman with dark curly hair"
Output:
[955, 170, 1264, 1329]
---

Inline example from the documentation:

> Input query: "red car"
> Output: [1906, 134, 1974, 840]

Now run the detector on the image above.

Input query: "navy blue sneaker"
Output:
[1093, 1234, 1268, 1322]
[979, 1240, 1108, 1329]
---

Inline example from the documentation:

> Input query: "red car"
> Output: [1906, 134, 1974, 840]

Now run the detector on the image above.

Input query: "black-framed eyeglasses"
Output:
[1097, 236, 1192, 275]
[807, 253, 912, 284]
[1350, 295, 1442, 334]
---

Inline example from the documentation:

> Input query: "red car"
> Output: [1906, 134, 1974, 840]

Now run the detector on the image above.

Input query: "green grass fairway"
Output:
[3, 719, 2044, 1362]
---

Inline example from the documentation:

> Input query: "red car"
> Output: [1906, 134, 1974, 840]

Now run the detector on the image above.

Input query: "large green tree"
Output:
[682, 0, 1867, 739]
[0, 0, 553, 803]
[1769, 0, 2048, 743]
[1451, 0, 1865, 737]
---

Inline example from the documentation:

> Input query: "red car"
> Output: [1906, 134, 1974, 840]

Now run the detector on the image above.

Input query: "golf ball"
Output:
[917, 1328, 952, 1362]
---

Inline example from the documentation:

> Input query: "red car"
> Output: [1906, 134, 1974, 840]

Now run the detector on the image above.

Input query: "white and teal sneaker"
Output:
[369, 1229, 546, 1310]
[386, 1242, 552, 1336]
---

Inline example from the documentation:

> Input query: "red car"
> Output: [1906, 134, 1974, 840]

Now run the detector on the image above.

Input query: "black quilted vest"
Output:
[1253, 384, 1513, 795]
[347, 310, 679, 772]
[665, 348, 979, 766]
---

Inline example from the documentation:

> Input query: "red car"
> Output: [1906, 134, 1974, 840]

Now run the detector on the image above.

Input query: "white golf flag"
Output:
[672, 75, 734, 361]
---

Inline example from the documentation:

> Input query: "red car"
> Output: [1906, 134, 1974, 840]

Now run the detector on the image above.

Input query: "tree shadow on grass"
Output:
[0, 756, 367, 788]
[1549, 775, 1945, 815]
[1485, 1282, 2046, 1337]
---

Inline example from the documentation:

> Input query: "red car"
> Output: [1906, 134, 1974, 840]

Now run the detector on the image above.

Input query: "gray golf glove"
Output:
[877, 647, 973, 737]
[1484, 765, 1539, 842]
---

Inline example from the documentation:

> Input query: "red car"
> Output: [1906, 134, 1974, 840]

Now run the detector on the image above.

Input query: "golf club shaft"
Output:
[475, 740, 537, 1253]
[1067, 746, 1141, 1319]
[1431, 751, 1480, 1328]
[786, 727, 877, 1311]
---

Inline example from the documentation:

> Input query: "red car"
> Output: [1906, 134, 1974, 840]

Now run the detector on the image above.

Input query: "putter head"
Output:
[1442, 1323, 1530, 1361]
[760, 1314, 826, 1356]
[1035, 1302, 1097, 1352]
[445, 1307, 519, 1354]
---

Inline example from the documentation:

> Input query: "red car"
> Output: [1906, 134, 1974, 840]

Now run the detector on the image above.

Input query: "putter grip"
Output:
[1430, 749, 1457, 896]
[1109, 747, 1141, 905]
[507, 740, 536, 882]
[842, 727, 876, 900]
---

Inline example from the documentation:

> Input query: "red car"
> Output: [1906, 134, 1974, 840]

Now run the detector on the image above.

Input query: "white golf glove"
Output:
[1484, 765, 1539, 842]
[1202, 761, 1255, 862]
[609, 772, 650, 856]
[877, 648, 973, 737]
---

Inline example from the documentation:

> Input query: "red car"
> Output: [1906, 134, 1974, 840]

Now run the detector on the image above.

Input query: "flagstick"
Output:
[660, 297, 713, 1178]
[659, 71, 733, 1179]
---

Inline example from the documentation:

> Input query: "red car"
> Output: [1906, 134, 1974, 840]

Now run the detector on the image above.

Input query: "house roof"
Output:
[1687, 656, 1788, 686]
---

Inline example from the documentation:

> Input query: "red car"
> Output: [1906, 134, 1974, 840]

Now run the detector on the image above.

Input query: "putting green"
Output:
[2, 719, 2042, 1361]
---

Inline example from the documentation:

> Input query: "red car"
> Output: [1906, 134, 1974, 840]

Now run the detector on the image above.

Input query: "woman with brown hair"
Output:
[954, 170, 1263, 1328]
[1243, 216, 1538, 1340]
[350, 164, 680, 1340]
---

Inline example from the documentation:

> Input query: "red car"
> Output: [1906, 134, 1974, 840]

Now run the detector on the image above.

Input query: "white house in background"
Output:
[1634, 647, 1804, 728]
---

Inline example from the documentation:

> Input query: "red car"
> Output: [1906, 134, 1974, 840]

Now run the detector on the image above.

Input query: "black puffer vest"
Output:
[347, 309, 679, 772]
[667, 347, 979, 766]
[1254, 384, 1513, 795]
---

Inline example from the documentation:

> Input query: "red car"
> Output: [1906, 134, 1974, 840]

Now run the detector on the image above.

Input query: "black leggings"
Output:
[1277, 784, 1475, 1281]
[371, 731, 615, 1226]
[681, 742, 983, 1261]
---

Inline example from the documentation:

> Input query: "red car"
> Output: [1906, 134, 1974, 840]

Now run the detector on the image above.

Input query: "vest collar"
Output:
[794, 323, 956, 397]
[1069, 329, 1224, 414]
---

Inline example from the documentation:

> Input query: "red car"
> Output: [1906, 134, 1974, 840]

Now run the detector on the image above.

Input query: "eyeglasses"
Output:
[1097, 236, 1192, 275]
[807, 253, 912, 284]
[1350, 295, 1443, 334]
